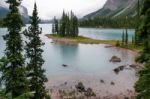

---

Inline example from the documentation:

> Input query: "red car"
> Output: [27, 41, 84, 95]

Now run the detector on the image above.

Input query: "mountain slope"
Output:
[83, 0, 139, 19]
[0, 0, 29, 23]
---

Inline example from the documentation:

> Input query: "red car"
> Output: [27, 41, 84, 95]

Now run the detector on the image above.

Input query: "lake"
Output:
[0, 24, 137, 98]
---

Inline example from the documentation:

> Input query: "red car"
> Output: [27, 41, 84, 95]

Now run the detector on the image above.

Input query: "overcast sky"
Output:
[22, 0, 107, 20]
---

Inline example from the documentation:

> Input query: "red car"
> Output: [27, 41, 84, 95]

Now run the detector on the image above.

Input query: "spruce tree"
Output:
[0, 0, 29, 98]
[23, 3, 48, 99]
[52, 23, 55, 34]
[54, 17, 59, 35]
[135, 0, 150, 98]
[135, 36, 150, 98]
[122, 30, 125, 45]
[137, 0, 140, 18]
[60, 11, 66, 37]
[125, 28, 128, 45]
[132, 36, 134, 44]
[70, 11, 74, 37]
[65, 14, 70, 36]
[138, 0, 150, 42]
[73, 16, 79, 37]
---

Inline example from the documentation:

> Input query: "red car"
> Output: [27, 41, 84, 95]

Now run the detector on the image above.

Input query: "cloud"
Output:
[22, 0, 107, 19]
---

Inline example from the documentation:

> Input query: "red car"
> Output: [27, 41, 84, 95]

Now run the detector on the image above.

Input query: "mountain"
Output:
[0, 0, 29, 23]
[83, 0, 139, 19]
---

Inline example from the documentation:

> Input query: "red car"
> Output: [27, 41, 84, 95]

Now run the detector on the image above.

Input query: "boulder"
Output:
[110, 56, 121, 62]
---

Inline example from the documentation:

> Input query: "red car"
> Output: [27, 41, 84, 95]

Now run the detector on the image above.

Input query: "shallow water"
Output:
[0, 24, 137, 97]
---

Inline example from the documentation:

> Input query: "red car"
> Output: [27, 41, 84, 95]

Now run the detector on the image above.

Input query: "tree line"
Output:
[52, 11, 79, 37]
[0, 20, 4, 27]
[0, 0, 49, 99]
[80, 17, 138, 28]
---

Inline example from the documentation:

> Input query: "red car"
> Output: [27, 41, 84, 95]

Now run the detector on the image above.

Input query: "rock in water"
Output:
[75, 82, 86, 92]
[129, 64, 140, 69]
[110, 56, 121, 62]
[62, 64, 68, 67]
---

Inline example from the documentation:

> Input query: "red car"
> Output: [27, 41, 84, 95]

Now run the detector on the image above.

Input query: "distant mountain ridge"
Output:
[0, 0, 29, 23]
[83, 0, 139, 19]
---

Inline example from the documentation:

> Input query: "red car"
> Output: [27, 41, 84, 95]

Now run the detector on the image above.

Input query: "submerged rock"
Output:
[113, 65, 126, 74]
[110, 56, 121, 62]
[100, 79, 105, 83]
[114, 68, 120, 74]
[75, 82, 86, 92]
[111, 81, 115, 85]
[105, 45, 113, 48]
[129, 64, 140, 69]
[62, 64, 68, 67]
[84, 88, 96, 97]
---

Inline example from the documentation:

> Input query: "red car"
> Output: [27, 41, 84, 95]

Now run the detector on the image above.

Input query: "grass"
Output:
[45, 34, 117, 44]
[118, 44, 144, 52]
[45, 34, 143, 52]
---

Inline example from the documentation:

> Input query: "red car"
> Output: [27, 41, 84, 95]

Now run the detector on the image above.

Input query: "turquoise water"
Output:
[0, 24, 137, 96]
[79, 28, 135, 41]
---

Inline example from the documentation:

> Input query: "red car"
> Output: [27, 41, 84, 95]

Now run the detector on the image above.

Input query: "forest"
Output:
[0, 20, 3, 27]
[52, 11, 79, 37]
[0, 0, 150, 99]
[79, 17, 138, 28]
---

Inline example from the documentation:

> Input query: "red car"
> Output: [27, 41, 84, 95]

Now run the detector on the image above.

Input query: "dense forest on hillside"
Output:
[80, 17, 138, 28]
[0, 20, 3, 27]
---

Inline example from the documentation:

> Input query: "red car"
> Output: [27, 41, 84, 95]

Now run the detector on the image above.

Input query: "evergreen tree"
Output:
[122, 30, 125, 45]
[0, 0, 29, 98]
[135, 0, 150, 98]
[73, 16, 79, 37]
[125, 28, 128, 45]
[52, 23, 55, 34]
[54, 17, 59, 35]
[70, 11, 74, 36]
[60, 11, 66, 37]
[23, 3, 48, 99]
[132, 36, 134, 44]
[52, 16, 59, 35]
[138, 0, 150, 42]
[65, 14, 70, 36]
[137, 0, 140, 18]
[135, 37, 150, 99]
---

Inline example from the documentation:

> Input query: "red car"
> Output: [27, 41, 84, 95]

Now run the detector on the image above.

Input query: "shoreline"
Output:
[45, 34, 117, 45]
[44, 34, 142, 99]
[45, 34, 142, 53]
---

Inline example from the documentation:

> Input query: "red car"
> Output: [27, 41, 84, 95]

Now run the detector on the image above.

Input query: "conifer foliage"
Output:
[121, 29, 128, 46]
[0, 0, 29, 98]
[23, 3, 48, 99]
[52, 11, 79, 37]
[135, 0, 150, 98]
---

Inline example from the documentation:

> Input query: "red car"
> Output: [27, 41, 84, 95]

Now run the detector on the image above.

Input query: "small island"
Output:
[46, 11, 117, 45]
[46, 11, 143, 53]
[46, 34, 116, 45]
